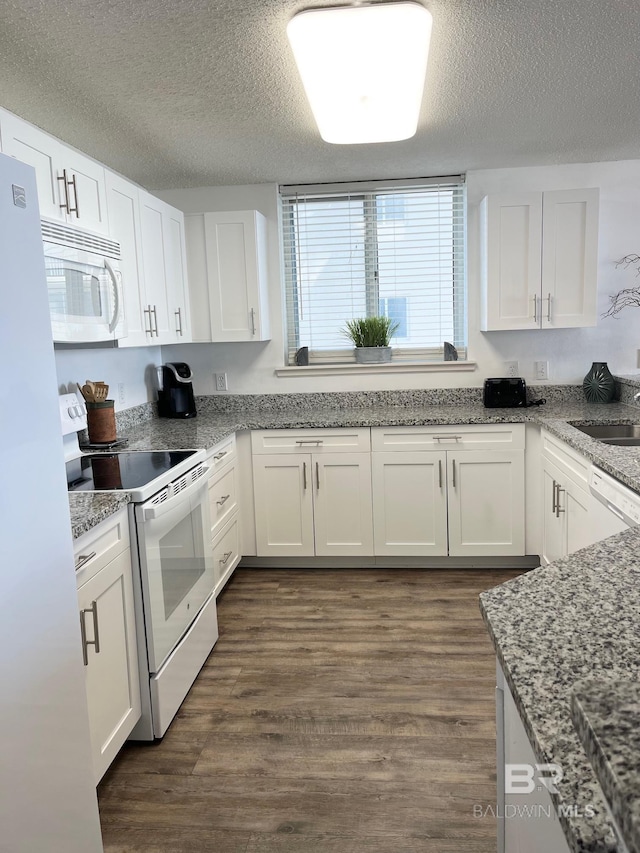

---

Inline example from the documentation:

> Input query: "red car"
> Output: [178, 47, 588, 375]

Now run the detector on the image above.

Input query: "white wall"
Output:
[156, 161, 640, 396]
[55, 344, 163, 410]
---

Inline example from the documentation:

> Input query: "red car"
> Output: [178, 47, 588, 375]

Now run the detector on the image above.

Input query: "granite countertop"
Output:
[69, 492, 131, 540]
[572, 682, 640, 853]
[480, 531, 640, 852]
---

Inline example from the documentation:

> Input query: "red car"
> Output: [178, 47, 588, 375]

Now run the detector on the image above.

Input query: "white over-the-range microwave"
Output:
[43, 220, 126, 343]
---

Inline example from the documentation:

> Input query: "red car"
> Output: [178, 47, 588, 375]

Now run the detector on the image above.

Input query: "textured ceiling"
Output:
[0, 0, 639, 190]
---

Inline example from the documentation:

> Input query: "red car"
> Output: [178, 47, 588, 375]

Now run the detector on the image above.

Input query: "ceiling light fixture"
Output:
[287, 1, 433, 145]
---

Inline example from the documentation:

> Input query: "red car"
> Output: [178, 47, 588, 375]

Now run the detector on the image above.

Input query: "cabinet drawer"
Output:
[251, 428, 371, 454]
[207, 434, 237, 473]
[213, 513, 240, 591]
[209, 463, 238, 538]
[541, 430, 590, 490]
[372, 424, 525, 452]
[74, 508, 130, 587]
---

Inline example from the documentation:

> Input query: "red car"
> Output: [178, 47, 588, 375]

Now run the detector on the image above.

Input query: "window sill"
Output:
[275, 361, 478, 378]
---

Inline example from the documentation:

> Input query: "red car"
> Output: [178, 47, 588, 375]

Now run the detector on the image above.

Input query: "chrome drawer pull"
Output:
[555, 484, 565, 517]
[438, 459, 443, 489]
[295, 439, 323, 445]
[433, 435, 462, 442]
[219, 550, 233, 566]
[75, 551, 96, 572]
[303, 461, 307, 490]
[80, 600, 100, 666]
[214, 450, 228, 461]
[216, 494, 230, 506]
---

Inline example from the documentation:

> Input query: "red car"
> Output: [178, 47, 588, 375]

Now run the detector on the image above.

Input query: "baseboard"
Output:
[238, 555, 541, 570]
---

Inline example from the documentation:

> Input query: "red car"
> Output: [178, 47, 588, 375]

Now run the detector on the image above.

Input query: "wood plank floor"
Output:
[98, 567, 524, 852]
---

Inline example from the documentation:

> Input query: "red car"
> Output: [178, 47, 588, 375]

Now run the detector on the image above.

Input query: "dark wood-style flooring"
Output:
[98, 567, 523, 852]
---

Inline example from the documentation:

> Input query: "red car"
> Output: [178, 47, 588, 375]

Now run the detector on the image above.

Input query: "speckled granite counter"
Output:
[69, 492, 130, 540]
[68, 395, 640, 538]
[480, 530, 640, 852]
[572, 681, 640, 853]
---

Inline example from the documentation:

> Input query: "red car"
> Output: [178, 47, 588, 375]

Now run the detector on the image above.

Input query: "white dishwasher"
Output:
[589, 466, 640, 536]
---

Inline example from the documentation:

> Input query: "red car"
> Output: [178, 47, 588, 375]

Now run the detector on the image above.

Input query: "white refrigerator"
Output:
[0, 154, 103, 850]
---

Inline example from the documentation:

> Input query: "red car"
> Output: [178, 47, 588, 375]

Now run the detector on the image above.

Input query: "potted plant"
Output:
[342, 316, 399, 363]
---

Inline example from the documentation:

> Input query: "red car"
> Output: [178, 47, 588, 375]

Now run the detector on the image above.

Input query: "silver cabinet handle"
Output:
[555, 484, 565, 517]
[452, 459, 456, 488]
[438, 459, 443, 489]
[214, 450, 228, 461]
[80, 600, 100, 666]
[295, 439, 323, 446]
[316, 461, 320, 490]
[533, 294, 538, 323]
[57, 169, 71, 213]
[219, 550, 233, 566]
[546, 293, 552, 322]
[433, 435, 462, 442]
[74, 551, 96, 572]
[143, 305, 153, 336]
[216, 494, 230, 506]
[175, 307, 183, 336]
[552, 479, 558, 514]
[152, 305, 159, 336]
[250, 308, 256, 336]
[68, 172, 79, 217]
[303, 461, 307, 490]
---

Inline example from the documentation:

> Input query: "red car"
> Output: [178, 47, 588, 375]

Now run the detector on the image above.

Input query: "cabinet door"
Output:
[541, 461, 564, 565]
[480, 193, 542, 331]
[165, 206, 191, 342]
[541, 189, 599, 329]
[372, 451, 447, 556]
[60, 145, 109, 235]
[139, 191, 172, 342]
[562, 479, 594, 556]
[253, 454, 314, 556]
[77, 547, 141, 783]
[105, 171, 150, 346]
[0, 110, 62, 221]
[203, 210, 270, 341]
[448, 451, 525, 557]
[313, 453, 374, 556]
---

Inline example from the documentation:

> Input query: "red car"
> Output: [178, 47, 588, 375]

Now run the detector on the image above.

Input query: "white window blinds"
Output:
[281, 177, 466, 364]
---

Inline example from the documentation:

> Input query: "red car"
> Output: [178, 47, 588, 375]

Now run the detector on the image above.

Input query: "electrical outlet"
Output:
[215, 372, 228, 392]
[534, 360, 549, 380]
[118, 382, 126, 404]
[504, 360, 519, 378]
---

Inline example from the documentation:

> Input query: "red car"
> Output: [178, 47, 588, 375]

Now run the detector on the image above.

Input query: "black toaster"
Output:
[483, 377, 528, 408]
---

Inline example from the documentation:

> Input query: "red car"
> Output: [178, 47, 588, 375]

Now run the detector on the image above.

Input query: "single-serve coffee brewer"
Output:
[158, 362, 197, 418]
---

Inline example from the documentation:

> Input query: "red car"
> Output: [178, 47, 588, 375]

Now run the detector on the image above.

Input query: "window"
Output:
[281, 178, 466, 364]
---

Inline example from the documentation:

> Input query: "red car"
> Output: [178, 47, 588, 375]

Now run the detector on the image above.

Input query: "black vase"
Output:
[582, 362, 615, 403]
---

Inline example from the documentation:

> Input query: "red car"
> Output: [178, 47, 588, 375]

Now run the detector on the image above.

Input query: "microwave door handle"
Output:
[142, 467, 212, 521]
[104, 258, 122, 334]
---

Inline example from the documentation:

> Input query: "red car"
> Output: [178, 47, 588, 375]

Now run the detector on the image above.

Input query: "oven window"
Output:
[159, 507, 207, 620]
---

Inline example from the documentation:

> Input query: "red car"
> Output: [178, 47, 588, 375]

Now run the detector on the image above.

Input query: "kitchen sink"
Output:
[571, 423, 640, 445]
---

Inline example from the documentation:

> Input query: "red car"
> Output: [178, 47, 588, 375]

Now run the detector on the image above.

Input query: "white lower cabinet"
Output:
[496, 662, 571, 853]
[252, 429, 374, 557]
[74, 509, 141, 784]
[540, 430, 624, 564]
[372, 426, 526, 557]
[207, 435, 242, 594]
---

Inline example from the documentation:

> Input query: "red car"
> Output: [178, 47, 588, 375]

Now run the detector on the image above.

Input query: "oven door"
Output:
[135, 469, 215, 673]
[44, 243, 124, 342]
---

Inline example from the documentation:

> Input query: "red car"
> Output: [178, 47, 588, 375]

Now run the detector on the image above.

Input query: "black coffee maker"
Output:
[158, 362, 197, 419]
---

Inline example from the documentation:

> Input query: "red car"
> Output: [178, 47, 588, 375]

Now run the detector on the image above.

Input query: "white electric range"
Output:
[61, 393, 218, 740]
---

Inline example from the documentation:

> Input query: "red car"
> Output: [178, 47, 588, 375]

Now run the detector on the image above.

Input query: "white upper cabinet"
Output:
[185, 209, 271, 342]
[0, 109, 109, 236]
[480, 188, 599, 330]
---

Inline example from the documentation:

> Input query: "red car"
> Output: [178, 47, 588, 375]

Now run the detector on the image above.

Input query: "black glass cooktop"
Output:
[66, 450, 197, 492]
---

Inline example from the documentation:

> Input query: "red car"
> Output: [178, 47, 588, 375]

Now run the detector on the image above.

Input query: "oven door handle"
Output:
[142, 466, 212, 520]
